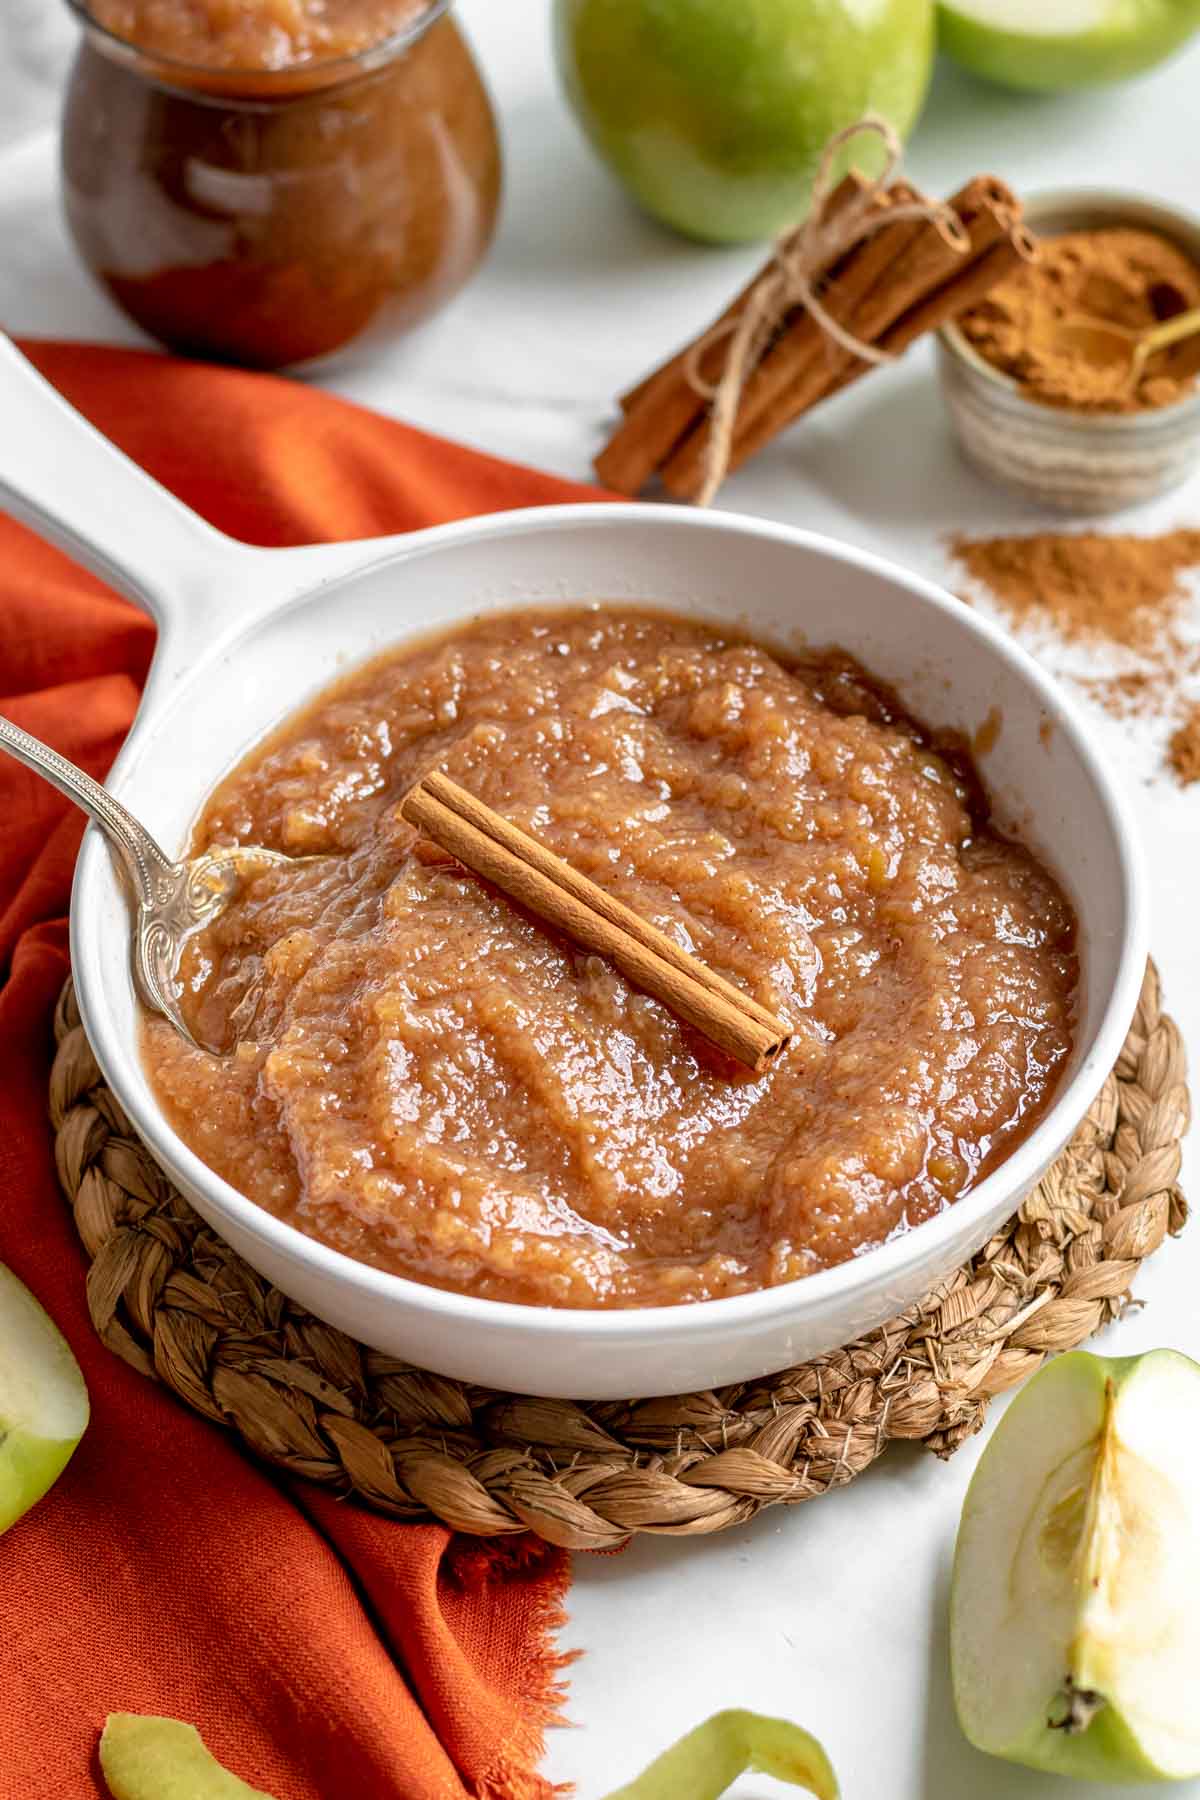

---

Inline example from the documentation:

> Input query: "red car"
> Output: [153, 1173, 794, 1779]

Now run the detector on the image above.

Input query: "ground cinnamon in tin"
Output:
[959, 228, 1200, 413]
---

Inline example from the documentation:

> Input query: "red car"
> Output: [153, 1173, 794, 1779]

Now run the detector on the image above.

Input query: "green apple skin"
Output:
[553, 0, 935, 244]
[937, 0, 1200, 91]
[100, 1715, 279, 1800]
[0, 1426, 80, 1539]
[951, 1349, 1200, 1784]
[0, 1263, 89, 1535]
[601, 1710, 839, 1799]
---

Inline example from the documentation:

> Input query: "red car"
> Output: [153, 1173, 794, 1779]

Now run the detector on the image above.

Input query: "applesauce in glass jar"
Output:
[60, 0, 502, 368]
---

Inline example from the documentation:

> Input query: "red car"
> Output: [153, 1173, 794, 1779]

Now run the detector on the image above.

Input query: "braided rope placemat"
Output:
[49, 964, 1189, 1550]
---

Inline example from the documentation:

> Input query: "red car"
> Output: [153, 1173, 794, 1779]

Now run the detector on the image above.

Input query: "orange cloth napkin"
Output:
[0, 343, 607, 1800]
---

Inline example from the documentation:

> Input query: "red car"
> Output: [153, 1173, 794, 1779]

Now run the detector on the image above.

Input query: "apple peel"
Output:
[951, 1348, 1200, 1783]
[100, 1716, 279, 1800]
[0, 1262, 89, 1535]
[600, 1708, 840, 1800]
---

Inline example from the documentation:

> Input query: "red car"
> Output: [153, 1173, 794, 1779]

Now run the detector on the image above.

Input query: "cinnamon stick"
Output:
[595, 173, 870, 498]
[663, 176, 1016, 499]
[595, 164, 1031, 504]
[616, 265, 769, 418]
[815, 234, 1029, 415]
[400, 769, 790, 1074]
[654, 182, 929, 499]
[616, 171, 871, 417]
[731, 185, 1020, 474]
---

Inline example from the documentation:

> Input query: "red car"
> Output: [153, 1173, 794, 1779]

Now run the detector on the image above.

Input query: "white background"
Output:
[0, 5, 1198, 1796]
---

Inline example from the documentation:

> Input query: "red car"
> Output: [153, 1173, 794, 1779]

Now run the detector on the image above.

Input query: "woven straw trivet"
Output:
[49, 965, 1189, 1550]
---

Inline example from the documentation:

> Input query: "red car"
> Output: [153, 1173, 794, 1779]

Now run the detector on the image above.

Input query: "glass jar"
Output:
[60, 2, 502, 369]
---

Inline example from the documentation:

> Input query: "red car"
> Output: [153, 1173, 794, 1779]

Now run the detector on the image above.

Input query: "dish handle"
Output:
[0, 336, 382, 686]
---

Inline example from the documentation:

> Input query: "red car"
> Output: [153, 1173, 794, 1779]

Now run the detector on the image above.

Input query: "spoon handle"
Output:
[1142, 306, 1200, 358]
[0, 712, 179, 908]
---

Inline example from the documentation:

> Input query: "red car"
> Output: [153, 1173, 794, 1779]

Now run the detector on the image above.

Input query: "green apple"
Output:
[0, 1262, 88, 1534]
[938, 0, 1200, 90]
[100, 1716, 278, 1800]
[553, 0, 934, 244]
[951, 1348, 1200, 1782]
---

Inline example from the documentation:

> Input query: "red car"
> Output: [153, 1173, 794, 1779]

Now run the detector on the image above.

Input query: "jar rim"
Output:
[63, 0, 450, 90]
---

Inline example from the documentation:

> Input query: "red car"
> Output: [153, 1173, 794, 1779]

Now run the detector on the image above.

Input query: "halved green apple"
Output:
[937, 0, 1200, 91]
[100, 1716, 279, 1800]
[0, 1262, 89, 1534]
[951, 1348, 1200, 1782]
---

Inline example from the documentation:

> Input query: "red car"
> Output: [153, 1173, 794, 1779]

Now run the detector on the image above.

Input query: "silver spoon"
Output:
[0, 712, 293, 1048]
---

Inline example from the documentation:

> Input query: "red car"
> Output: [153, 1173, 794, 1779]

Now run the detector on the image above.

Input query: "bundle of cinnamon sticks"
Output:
[596, 169, 1035, 503]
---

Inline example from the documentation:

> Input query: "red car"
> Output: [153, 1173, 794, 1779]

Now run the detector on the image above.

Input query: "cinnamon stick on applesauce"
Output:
[596, 169, 1034, 502]
[400, 769, 790, 1074]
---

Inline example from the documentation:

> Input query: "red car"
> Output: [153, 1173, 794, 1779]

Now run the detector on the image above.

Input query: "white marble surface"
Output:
[2, 6, 1199, 1797]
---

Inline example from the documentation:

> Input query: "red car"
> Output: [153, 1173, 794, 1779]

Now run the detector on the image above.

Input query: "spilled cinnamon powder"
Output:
[950, 527, 1200, 784]
[1169, 704, 1200, 785]
[1076, 669, 1157, 719]
[950, 528, 1200, 653]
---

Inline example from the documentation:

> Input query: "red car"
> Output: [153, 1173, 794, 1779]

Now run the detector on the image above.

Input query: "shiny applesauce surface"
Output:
[143, 607, 1077, 1309]
[86, 0, 432, 70]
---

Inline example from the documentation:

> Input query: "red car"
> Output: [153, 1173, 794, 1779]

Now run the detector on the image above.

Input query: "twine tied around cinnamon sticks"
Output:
[595, 117, 1037, 506]
[683, 116, 966, 506]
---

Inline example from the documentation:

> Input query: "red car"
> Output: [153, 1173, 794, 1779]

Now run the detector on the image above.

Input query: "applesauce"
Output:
[86, 0, 432, 70]
[144, 608, 1077, 1309]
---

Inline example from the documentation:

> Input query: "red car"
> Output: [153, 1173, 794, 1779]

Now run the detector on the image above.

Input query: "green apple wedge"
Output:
[100, 1716, 278, 1800]
[601, 1710, 839, 1799]
[554, 0, 934, 245]
[951, 1348, 1200, 1782]
[0, 1262, 89, 1534]
[938, 0, 1200, 91]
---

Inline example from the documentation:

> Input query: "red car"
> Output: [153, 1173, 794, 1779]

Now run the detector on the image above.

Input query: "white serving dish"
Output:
[0, 336, 1148, 1399]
